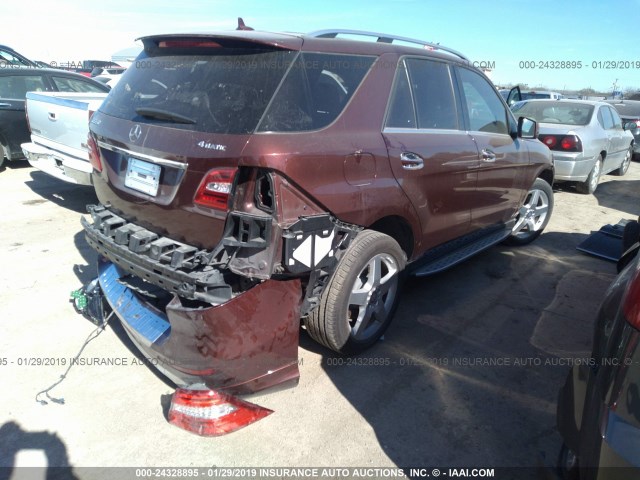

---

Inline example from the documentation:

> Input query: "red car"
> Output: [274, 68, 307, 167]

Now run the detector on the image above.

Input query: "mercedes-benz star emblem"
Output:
[129, 124, 142, 143]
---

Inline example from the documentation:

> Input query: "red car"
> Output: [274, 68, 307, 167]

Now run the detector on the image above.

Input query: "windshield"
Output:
[0, 49, 33, 67]
[100, 48, 297, 134]
[511, 101, 594, 125]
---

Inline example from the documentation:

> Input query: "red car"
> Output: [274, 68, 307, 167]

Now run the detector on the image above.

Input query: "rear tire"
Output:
[576, 156, 602, 194]
[304, 230, 405, 355]
[505, 178, 553, 246]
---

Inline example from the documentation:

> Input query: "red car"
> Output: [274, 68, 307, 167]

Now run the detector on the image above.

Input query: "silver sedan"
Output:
[511, 99, 635, 194]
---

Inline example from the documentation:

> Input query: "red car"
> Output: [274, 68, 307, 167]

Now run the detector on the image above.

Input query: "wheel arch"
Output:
[537, 167, 554, 187]
[368, 215, 414, 260]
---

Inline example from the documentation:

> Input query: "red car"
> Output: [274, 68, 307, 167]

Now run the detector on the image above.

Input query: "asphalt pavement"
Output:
[1, 160, 639, 479]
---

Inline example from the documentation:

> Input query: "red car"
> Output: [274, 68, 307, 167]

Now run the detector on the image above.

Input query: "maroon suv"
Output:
[82, 27, 554, 431]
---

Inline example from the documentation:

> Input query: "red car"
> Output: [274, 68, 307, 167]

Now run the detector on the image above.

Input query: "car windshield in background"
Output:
[100, 50, 376, 135]
[0, 50, 33, 67]
[511, 101, 594, 125]
[521, 92, 556, 100]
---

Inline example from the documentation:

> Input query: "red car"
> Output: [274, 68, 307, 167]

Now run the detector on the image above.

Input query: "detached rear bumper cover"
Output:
[98, 258, 302, 394]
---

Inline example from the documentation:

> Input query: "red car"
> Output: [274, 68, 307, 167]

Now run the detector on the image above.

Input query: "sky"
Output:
[3, 0, 640, 92]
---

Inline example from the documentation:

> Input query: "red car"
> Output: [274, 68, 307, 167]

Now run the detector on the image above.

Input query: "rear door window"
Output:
[599, 106, 614, 129]
[0, 75, 46, 99]
[608, 106, 623, 129]
[405, 58, 458, 130]
[257, 53, 375, 132]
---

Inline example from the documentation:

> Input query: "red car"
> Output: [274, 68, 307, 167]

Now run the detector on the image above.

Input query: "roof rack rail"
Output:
[307, 29, 468, 61]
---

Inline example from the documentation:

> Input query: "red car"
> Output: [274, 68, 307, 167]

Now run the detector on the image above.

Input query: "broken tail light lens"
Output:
[194, 168, 237, 210]
[622, 259, 640, 331]
[538, 134, 582, 152]
[168, 387, 272, 436]
[87, 134, 102, 172]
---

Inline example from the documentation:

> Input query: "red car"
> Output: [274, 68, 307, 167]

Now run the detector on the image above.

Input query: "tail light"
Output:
[168, 387, 272, 436]
[25, 99, 31, 133]
[622, 260, 640, 330]
[194, 168, 237, 210]
[87, 134, 102, 172]
[539, 134, 582, 152]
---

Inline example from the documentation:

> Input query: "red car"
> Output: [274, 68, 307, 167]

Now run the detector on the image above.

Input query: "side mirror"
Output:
[518, 116, 538, 139]
[507, 85, 522, 106]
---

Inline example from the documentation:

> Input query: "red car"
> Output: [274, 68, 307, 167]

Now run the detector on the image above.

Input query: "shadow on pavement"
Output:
[24, 171, 97, 215]
[0, 421, 78, 479]
[300, 232, 616, 477]
[594, 178, 640, 217]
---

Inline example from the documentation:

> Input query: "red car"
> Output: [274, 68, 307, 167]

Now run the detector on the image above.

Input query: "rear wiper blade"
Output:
[135, 107, 196, 125]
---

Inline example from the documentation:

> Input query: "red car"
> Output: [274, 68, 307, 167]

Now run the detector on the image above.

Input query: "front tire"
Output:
[614, 146, 632, 176]
[304, 230, 406, 355]
[577, 155, 602, 194]
[505, 178, 553, 246]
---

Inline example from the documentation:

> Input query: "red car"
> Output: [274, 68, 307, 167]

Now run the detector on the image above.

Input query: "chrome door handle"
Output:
[481, 149, 496, 162]
[48, 112, 57, 121]
[400, 152, 424, 170]
[0, 103, 11, 108]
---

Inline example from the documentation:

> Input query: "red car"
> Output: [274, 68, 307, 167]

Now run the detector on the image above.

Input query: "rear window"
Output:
[512, 101, 594, 125]
[100, 48, 297, 134]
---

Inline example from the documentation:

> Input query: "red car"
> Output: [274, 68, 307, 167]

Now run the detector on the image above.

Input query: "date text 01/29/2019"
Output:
[518, 60, 640, 70]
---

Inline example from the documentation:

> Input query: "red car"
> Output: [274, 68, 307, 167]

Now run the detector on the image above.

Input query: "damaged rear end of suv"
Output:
[81, 26, 554, 435]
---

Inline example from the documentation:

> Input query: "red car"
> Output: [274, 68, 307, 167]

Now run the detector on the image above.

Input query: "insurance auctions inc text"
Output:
[197, 467, 496, 478]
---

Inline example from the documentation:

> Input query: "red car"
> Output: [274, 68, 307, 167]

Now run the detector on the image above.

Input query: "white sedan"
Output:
[512, 99, 635, 194]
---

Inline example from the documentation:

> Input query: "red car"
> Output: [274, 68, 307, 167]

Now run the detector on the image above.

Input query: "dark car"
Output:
[557, 221, 640, 478]
[81, 26, 553, 434]
[606, 99, 640, 160]
[0, 44, 37, 68]
[0, 68, 109, 167]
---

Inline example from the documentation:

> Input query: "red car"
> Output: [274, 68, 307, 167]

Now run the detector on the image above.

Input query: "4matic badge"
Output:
[197, 140, 226, 151]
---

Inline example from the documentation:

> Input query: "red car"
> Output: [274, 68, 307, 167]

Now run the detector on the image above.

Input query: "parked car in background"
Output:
[34, 60, 55, 69]
[557, 219, 640, 479]
[90, 66, 126, 77]
[521, 90, 564, 100]
[92, 74, 121, 89]
[0, 44, 37, 68]
[606, 99, 640, 160]
[21, 91, 108, 184]
[0, 68, 109, 168]
[80, 25, 554, 435]
[61, 60, 123, 77]
[511, 99, 635, 193]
